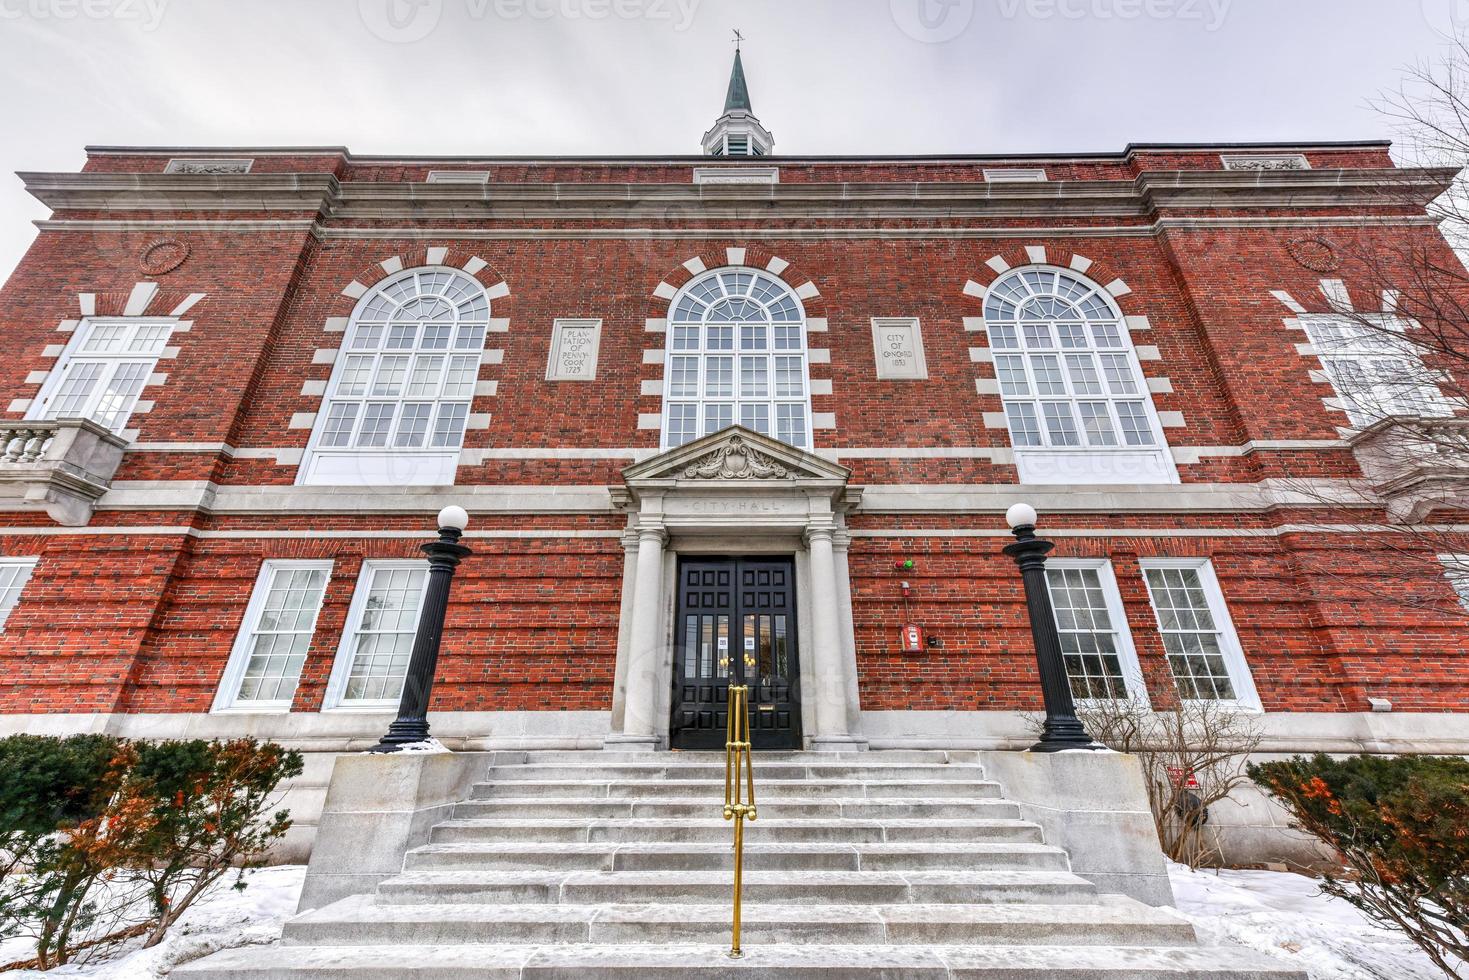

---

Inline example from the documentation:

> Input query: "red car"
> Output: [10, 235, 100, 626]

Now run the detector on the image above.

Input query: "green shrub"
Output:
[0, 734, 302, 970]
[1250, 754, 1469, 979]
[0, 734, 128, 948]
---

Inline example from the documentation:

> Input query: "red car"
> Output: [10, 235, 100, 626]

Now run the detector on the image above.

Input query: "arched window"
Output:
[662, 268, 813, 450]
[984, 267, 1175, 484]
[300, 268, 488, 486]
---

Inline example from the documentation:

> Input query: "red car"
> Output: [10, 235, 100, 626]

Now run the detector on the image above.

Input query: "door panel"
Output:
[672, 558, 801, 750]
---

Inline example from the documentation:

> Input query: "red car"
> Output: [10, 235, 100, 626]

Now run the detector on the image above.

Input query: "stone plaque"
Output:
[546, 319, 602, 381]
[871, 318, 928, 380]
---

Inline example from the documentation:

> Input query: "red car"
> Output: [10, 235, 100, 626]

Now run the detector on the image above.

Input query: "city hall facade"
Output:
[1, 56, 1467, 859]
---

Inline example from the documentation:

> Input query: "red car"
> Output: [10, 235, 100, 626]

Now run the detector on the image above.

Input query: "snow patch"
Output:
[0, 865, 305, 979]
[1169, 862, 1454, 980]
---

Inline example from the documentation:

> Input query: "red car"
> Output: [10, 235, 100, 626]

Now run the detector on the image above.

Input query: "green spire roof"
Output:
[724, 49, 752, 113]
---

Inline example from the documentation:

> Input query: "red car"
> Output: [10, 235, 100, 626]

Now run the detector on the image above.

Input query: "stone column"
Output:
[608, 531, 640, 734]
[831, 529, 867, 746]
[804, 523, 861, 751]
[606, 524, 666, 751]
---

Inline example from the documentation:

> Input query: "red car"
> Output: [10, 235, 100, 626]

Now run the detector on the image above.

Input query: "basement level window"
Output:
[1139, 559, 1262, 710]
[0, 559, 37, 632]
[213, 561, 333, 713]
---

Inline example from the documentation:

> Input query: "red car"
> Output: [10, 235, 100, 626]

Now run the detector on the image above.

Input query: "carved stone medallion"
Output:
[683, 435, 791, 480]
[1285, 236, 1340, 273]
[139, 239, 190, 276]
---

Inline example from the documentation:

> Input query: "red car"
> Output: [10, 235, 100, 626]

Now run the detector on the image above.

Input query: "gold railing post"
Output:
[723, 681, 756, 958]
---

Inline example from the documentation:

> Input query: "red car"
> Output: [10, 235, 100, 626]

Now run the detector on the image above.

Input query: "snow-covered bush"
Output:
[1250, 754, 1469, 979]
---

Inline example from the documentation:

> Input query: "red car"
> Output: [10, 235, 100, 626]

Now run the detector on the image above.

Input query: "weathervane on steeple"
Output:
[701, 30, 773, 156]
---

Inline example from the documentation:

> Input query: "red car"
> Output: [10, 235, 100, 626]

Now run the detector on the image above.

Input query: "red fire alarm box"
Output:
[900, 623, 923, 653]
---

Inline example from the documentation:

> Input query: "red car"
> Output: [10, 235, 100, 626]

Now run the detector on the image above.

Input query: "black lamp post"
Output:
[1002, 503, 1102, 753]
[370, 505, 472, 753]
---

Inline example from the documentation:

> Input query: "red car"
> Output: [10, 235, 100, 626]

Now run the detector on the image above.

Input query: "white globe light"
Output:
[1005, 502, 1038, 530]
[437, 505, 469, 532]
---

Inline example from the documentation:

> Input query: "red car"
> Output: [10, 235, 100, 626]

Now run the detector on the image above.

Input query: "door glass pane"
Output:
[685, 617, 699, 679]
[774, 615, 788, 677]
[716, 616, 729, 678]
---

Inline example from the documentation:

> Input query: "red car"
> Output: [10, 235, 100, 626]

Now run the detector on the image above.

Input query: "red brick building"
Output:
[1, 54, 1466, 856]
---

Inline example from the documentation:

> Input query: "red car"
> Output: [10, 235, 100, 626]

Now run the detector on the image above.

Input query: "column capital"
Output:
[831, 528, 853, 552]
[636, 524, 668, 547]
[803, 523, 837, 547]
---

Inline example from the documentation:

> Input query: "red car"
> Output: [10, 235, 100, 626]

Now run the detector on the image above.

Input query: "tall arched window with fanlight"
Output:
[984, 266, 1177, 485]
[662, 268, 813, 450]
[299, 268, 489, 486]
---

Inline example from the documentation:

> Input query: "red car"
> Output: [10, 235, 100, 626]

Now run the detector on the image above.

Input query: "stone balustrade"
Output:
[0, 418, 129, 526]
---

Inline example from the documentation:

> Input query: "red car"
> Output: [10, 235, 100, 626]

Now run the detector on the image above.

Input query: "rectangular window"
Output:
[1046, 561, 1144, 702]
[1438, 555, 1469, 612]
[1140, 559, 1259, 707]
[328, 563, 428, 708]
[0, 559, 37, 631]
[30, 319, 173, 433]
[214, 561, 331, 711]
[1302, 314, 1452, 427]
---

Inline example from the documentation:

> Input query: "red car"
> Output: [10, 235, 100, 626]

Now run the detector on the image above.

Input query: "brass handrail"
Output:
[723, 680, 757, 958]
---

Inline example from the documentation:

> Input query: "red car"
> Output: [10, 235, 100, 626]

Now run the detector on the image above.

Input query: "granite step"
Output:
[429, 816, 1046, 845]
[468, 777, 1005, 800]
[284, 894, 1196, 947]
[403, 840, 1072, 873]
[174, 942, 1307, 978]
[373, 869, 1097, 906]
[451, 796, 1022, 821]
[483, 763, 990, 782]
[519, 750, 982, 765]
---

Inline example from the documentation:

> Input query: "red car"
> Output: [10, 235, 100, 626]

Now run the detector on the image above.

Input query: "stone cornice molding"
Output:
[22, 168, 1455, 222]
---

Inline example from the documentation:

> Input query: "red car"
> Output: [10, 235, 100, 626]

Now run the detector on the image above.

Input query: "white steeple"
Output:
[701, 38, 774, 157]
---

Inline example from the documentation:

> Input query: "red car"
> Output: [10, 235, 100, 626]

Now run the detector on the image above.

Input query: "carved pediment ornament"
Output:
[683, 435, 791, 480]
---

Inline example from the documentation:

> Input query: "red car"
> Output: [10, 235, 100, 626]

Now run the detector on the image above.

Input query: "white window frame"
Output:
[1046, 558, 1149, 706]
[0, 558, 38, 632]
[1438, 554, 1469, 613]
[983, 265, 1178, 486]
[298, 267, 490, 488]
[212, 560, 333, 714]
[27, 317, 175, 435]
[1139, 558, 1261, 710]
[322, 560, 430, 711]
[661, 267, 815, 451]
[1300, 313, 1454, 428]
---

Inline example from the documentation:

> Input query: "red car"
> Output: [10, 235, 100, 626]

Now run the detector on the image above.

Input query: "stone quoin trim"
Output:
[962, 248, 1182, 483]
[295, 248, 512, 473]
[643, 248, 833, 443]
[6, 283, 204, 437]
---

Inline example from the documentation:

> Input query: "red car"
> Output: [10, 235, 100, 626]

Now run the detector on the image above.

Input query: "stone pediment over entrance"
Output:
[612, 427, 859, 527]
[622, 426, 850, 487]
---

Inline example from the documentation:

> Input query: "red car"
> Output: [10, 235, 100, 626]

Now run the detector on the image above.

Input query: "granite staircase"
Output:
[178, 751, 1303, 978]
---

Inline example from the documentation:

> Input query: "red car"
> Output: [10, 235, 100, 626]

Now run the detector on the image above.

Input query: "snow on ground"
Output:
[0, 865, 305, 979]
[1169, 862, 1455, 980]
[0, 861, 1457, 978]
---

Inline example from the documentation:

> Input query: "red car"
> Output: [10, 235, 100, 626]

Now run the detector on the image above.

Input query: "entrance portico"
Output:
[605, 427, 866, 752]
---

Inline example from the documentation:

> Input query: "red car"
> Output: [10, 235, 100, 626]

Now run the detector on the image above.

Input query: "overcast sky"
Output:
[0, 0, 1463, 280]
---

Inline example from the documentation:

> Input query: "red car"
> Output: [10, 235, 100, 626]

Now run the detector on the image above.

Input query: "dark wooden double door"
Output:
[671, 558, 802, 750]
